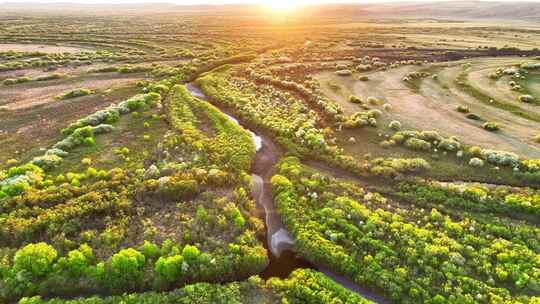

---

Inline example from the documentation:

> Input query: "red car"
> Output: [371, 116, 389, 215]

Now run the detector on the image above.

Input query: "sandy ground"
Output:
[0, 43, 88, 53]
[466, 57, 540, 115]
[434, 59, 540, 155]
[0, 62, 114, 80]
[0, 78, 141, 164]
[0, 75, 142, 110]
[316, 61, 540, 158]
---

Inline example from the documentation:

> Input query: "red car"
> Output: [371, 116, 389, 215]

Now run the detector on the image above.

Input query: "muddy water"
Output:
[187, 82, 301, 261]
[186, 83, 391, 303]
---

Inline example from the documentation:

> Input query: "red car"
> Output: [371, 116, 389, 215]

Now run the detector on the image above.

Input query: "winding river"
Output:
[186, 83, 391, 304]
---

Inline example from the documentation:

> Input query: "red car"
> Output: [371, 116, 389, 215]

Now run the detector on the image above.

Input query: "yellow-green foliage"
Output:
[167, 85, 255, 171]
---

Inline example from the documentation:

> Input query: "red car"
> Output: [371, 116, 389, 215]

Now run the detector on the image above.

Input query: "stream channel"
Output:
[186, 83, 390, 304]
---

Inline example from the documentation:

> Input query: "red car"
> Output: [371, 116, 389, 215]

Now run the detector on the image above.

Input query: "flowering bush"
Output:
[404, 137, 432, 151]
[31, 154, 63, 170]
[480, 149, 519, 167]
[388, 120, 402, 131]
[468, 157, 485, 167]
[437, 138, 461, 152]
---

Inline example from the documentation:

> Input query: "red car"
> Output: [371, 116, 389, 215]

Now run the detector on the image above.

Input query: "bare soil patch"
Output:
[0, 75, 142, 110]
[316, 62, 540, 158]
[0, 43, 88, 53]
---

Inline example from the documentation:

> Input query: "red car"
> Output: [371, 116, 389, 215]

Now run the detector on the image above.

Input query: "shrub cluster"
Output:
[56, 88, 94, 100]
[61, 93, 160, 136]
[343, 110, 380, 129]
[368, 157, 431, 178]
[388, 130, 461, 152]
[272, 157, 539, 304]
[2, 76, 31, 85]
[1, 239, 267, 301]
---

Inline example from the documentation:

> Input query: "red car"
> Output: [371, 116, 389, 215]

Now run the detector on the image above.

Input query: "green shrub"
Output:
[117, 65, 151, 74]
[83, 137, 95, 146]
[31, 154, 62, 170]
[13, 243, 58, 277]
[437, 138, 461, 152]
[404, 137, 432, 151]
[348, 95, 363, 104]
[366, 96, 379, 105]
[482, 121, 500, 131]
[2, 76, 31, 85]
[182, 245, 200, 263]
[469, 157, 485, 167]
[109, 248, 146, 289]
[58, 244, 94, 276]
[388, 120, 402, 131]
[519, 94, 535, 103]
[456, 105, 470, 113]
[7, 163, 43, 177]
[56, 88, 94, 100]
[160, 177, 199, 199]
[196, 206, 209, 223]
[155, 255, 184, 282]
[140, 241, 160, 260]
[480, 149, 519, 167]
[228, 207, 246, 230]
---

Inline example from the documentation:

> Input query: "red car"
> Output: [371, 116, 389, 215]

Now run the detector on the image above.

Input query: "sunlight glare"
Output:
[264, 0, 299, 12]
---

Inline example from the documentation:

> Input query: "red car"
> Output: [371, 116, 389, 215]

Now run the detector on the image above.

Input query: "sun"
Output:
[264, 0, 299, 12]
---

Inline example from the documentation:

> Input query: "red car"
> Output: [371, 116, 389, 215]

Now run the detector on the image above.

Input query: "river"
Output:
[185, 82, 391, 304]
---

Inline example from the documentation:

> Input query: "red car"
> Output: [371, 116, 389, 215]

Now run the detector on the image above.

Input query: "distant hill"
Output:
[352, 1, 540, 20]
[1, 1, 540, 21]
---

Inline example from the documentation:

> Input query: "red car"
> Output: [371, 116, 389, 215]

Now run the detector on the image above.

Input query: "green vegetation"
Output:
[56, 88, 94, 100]
[456, 71, 540, 123]
[272, 157, 539, 304]
[482, 121, 500, 132]
[17, 269, 372, 304]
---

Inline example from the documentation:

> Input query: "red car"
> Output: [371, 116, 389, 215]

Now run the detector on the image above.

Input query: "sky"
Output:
[3, 0, 540, 4]
[0, 0, 540, 5]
